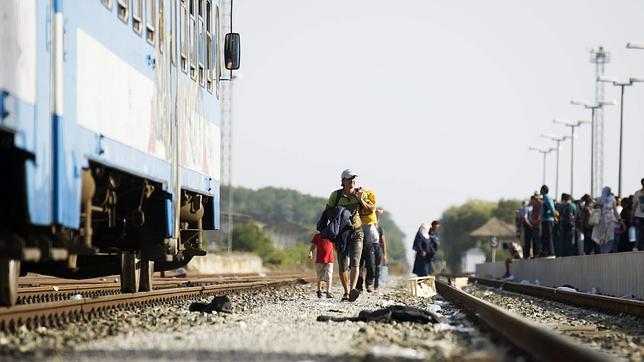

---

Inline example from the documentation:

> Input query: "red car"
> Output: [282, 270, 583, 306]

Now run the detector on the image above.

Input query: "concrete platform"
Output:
[475, 251, 644, 299]
[187, 253, 263, 274]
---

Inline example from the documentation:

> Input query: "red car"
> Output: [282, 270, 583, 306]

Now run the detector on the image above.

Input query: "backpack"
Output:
[560, 204, 575, 229]
[316, 190, 343, 239]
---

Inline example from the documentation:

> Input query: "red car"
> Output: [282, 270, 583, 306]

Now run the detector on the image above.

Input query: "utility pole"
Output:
[589, 46, 610, 197]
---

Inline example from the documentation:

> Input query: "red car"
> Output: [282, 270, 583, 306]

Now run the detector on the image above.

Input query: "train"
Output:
[0, 0, 240, 306]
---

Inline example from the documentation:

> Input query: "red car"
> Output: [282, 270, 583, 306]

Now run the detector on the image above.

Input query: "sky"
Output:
[230, 0, 644, 244]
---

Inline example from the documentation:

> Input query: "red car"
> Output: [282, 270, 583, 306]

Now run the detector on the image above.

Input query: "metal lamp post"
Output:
[540, 134, 570, 199]
[570, 99, 616, 197]
[553, 118, 589, 198]
[529, 146, 556, 186]
[597, 75, 644, 196]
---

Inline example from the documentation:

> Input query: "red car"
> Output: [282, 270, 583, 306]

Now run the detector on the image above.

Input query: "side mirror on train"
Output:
[224, 33, 241, 70]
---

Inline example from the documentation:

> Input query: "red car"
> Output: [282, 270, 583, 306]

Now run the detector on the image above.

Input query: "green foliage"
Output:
[492, 199, 522, 224]
[440, 198, 520, 272]
[231, 222, 275, 260]
[221, 185, 407, 263]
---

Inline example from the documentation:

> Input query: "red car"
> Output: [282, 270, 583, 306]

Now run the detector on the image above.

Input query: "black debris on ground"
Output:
[189, 295, 233, 314]
[316, 305, 440, 324]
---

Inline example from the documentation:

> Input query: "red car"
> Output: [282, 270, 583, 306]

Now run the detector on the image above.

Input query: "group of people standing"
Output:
[517, 178, 644, 259]
[308, 169, 388, 302]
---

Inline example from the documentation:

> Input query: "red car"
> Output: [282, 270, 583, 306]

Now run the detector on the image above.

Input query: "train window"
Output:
[158, 4, 164, 53]
[206, 0, 212, 92]
[101, 0, 112, 10]
[198, 0, 205, 86]
[146, 0, 156, 44]
[189, 0, 197, 80]
[215, 5, 221, 98]
[132, 0, 143, 34]
[180, 0, 188, 72]
[117, 0, 128, 22]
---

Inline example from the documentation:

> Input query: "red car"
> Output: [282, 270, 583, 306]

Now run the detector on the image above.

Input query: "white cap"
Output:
[341, 169, 357, 179]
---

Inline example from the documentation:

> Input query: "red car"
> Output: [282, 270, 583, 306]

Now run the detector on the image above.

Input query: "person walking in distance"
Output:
[355, 188, 377, 293]
[540, 185, 556, 258]
[326, 169, 370, 302]
[412, 221, 440, 276]
[308, 233, 334, 298]
[631, 178, 644, 251]
[530, 192, 543, 258]
[412, 223, 433, 277]
[374, 209, 388, 290]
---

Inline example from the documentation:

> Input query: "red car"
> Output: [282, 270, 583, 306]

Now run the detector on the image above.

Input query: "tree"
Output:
[439, 198, 520, 272]
[232, 222, 275, 260]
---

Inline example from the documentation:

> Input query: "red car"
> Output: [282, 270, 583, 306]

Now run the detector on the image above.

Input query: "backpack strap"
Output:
[334, 189, 343, 208]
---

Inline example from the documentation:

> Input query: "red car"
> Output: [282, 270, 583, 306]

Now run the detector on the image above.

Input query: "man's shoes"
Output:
[316, 290, 323, 298]
[348, 288, 360, 302]
[366, 285, 373, 293]
[326, 291, 334, 299]
[341, 294, 349, 301]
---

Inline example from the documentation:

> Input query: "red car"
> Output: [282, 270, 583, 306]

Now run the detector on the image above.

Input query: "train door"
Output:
[0, 0, 54, 306]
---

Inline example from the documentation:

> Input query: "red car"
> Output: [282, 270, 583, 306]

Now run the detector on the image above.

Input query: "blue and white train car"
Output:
[0, 0, 240, 305]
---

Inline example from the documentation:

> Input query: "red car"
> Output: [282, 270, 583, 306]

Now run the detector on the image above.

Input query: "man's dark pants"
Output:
[532, 222, 542, 257]
[636, 218, 644, 251]
[540, 221, 554, 257]
[522, 223, 533, 259]
[560, 226, 575, 256]
[356, 243, 376, 289]
[583, 227, 600, 254]
[373, 243, 382, 288]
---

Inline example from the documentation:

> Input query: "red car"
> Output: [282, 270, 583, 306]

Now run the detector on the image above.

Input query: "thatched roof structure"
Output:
[469, 217, 515, 239]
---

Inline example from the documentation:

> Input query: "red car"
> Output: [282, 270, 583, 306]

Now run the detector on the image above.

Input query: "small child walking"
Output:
[308, 233, 334, 298]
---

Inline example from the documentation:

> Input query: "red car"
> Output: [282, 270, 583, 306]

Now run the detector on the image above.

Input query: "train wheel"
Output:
[138, 260, 154, 292]
[0, 259, 20, 306]
[120, 251, 140, 293]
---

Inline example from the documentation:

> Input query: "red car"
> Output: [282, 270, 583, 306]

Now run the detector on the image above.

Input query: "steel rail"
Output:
[435, 279, 612, 362]
[468, 276, 644, 317]
[1, 275, 313, 331]
[16, 273, 312, 304]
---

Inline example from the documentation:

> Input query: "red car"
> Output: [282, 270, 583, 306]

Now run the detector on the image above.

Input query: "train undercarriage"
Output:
[0, 131, 213, 306]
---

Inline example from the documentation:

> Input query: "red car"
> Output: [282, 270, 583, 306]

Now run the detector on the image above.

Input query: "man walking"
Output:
[356, 188, 377, 292]
[375, 209, 388, 290]
[327, 169, 371, 302]
[540, 185, 556, 258]
[632, 178, 644, 251]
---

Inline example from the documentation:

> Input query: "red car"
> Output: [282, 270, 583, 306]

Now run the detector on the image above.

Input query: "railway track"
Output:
[15, 273, 310, 305]
[1, 272, 314, 332]
[436, 279, 613, 362]
[468, 276, 644, 317]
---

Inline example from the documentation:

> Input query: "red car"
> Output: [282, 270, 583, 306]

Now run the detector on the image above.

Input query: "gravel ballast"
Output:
[465, 283, 644, 362]
[1, 279, 511, 361]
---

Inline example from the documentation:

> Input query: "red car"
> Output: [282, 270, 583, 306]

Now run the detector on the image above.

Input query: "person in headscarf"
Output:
[412, 221, 439, 276]
[591, 186, 620, 253]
